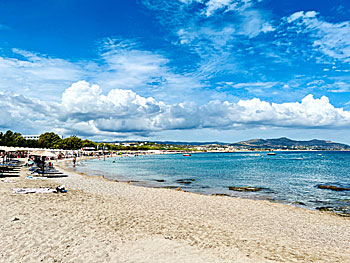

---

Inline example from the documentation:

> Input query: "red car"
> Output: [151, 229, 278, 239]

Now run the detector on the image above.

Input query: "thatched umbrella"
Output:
[30, 150, 57, 176]
[30, 150, 57, 158]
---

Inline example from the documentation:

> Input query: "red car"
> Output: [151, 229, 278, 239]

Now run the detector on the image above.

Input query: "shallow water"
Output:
[75, 151, 350, 214]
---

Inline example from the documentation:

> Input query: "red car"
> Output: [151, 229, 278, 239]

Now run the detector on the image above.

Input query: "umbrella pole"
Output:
[41, 156, 45, 176]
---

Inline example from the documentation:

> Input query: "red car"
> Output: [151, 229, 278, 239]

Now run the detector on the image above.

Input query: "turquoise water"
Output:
[76, 151, 350, 214]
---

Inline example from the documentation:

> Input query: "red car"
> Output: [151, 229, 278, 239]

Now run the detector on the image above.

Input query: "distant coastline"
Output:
[1, 130, 349, 152]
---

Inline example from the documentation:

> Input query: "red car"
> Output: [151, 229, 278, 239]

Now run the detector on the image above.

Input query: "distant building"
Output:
[22, 135, 40, 140]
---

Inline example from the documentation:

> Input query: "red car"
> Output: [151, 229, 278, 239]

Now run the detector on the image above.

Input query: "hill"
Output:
[230, 137, 350, 150]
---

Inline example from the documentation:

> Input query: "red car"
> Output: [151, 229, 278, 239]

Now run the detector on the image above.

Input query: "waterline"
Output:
[74, 151, 350, 215]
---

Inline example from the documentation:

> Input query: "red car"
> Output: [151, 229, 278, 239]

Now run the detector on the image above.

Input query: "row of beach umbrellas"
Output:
[0, 146, 76, 157]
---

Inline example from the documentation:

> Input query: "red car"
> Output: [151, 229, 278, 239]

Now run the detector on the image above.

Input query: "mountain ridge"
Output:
[107, 137, 350, 149]
[229, 137, 350, 149]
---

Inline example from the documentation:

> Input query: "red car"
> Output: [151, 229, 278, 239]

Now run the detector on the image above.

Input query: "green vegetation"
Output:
[0, 130, 37, 147]
[0, 130, 93, 150]
[0, 130, 193, 151]
[38, 132, 62, 149]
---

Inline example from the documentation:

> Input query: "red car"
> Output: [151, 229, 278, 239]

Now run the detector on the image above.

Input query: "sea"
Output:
[74, 151, 350, 215]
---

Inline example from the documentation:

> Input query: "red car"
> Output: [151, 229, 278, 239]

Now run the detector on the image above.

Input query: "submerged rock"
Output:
[176, 179, 195, 184]
[163, 186, 178, 189]
[127, 180, 139, 184]
[212, 193, 230, 197]
[228, 186, 262, 192]
[176, 178, 195, 182]
[316, 206, 333, 212]
[180, 181, 192, 184]
[338, 199, 350, 203]
[317, 185, 350, 191]
[293, 201, 306, 206]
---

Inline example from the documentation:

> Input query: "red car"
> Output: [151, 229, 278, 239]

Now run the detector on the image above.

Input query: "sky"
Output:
[1, 0, 350, 143]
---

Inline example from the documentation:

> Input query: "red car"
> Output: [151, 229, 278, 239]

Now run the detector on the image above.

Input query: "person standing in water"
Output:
[73, 157, 76, 167]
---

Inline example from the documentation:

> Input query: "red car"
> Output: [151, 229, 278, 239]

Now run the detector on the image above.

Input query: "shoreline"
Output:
[55, 159, 350, 262]
[1, 157, 349, 262]
[69, 155, 350, 217]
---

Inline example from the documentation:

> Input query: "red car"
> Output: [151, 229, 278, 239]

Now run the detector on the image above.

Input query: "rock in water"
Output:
[317, 185, 350, 191]
[212, 193, 230, 196]
[176, 179, 195, 184]
[228, 186, 262, 192]
[316, 207, 333, 212]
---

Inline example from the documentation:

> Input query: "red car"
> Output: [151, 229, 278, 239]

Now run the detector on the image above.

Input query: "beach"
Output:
[0, 158, 349, 263]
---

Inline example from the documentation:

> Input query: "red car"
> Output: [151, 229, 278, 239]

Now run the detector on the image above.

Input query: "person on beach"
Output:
[73, 157, 76, 167]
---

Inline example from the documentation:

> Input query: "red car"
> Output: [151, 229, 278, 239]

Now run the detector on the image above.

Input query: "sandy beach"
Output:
[0, 158, 349, 263]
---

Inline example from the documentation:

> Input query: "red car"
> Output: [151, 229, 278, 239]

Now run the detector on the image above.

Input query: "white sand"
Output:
[0, 158, 349, 263]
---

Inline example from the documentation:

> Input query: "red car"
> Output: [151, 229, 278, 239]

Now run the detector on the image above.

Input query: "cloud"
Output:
[96, 39, 205, 102]
[53, 86, 350, 131]
[326, 81, 349, 93]
[142, 0, 274, 81]
[285, 11, 350, 63]
[0, 91, 58, 133]
[231, 81, 279, 91]
[0, 49, 86, 100]
[0, 41, 206, 104]
[59, 81, 164, 136]
[239, 10, 275, 38]
[2, 81, 350, 138]
[61, 81, 163, 121]
[233, 94, 350, 128]
[204, 0, 254, 17]
[176, 0, 256, 17]
[287, 11, 316, 23]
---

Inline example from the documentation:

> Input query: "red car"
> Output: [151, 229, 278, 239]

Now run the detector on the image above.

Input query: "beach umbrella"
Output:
[4, 147, 17, 152]
[30, 150, 57, 157]
[29, 150, 57, 176]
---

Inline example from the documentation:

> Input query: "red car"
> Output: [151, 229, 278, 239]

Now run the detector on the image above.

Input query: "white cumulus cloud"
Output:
[61, 81, 163, 122]
[2, 81, 350, 138]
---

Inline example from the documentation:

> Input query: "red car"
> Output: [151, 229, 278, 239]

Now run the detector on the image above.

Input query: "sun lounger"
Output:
[43, 174, 68, 178]
[26, 172, 68, 178]
[13, 188, 56, 194]
[0, 172, 20, 178]
[0, 166, 20, 170]
[35, 170, 64, 175]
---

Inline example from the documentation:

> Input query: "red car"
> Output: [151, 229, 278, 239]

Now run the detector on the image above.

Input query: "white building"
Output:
[22, 135, 40, 140]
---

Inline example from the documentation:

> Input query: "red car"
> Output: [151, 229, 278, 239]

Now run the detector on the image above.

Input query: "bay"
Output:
[75, 151, 350, 215]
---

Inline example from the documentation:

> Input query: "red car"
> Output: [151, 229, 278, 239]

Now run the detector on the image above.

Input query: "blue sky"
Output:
[1, 0, 350, 143]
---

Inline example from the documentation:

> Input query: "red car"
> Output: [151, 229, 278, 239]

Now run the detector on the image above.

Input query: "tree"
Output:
[0, 130, 26, 146]
[23, 139, 39, 148]
[38, 132, 62, 149]
[81, 139, 96, 148]
[61, 136, 82, 150]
